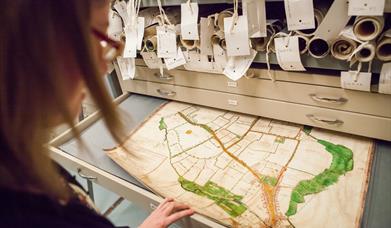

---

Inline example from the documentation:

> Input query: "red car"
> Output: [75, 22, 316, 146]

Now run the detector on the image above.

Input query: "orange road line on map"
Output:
[178, 112, 278, 226]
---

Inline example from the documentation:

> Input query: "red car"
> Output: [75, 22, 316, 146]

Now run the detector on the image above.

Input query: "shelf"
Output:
[140, 0, 283, 7]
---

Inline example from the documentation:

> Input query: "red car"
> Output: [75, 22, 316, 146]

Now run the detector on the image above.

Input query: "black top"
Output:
[0, 166, 120, 228]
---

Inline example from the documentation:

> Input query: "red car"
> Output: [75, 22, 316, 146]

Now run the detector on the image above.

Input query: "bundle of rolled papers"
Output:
[109, 2, 390, 78]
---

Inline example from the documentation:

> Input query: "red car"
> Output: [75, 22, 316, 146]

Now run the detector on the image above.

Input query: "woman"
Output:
[0, 0, 193, 227]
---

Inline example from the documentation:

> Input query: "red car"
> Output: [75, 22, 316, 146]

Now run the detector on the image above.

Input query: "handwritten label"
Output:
[117, 57, 135, 80]
[212, 44, 228, 71]
[141, 51, 163, 69]
[224, 16, 251, 57]
[136, 17, 145, 50]
[379, 62, 391, 94]
[223, 49, 257, 81]
[200, 17, 214, 55]
[181, 2, 199, 40]
[243, 0, 267, 38]
[275, 36, 306, 71]
[349, 0, 385, 16]
[157, 25, 177, 58]
[123, 25, 137, 58]
[284, 0, 315, 31]
[164, 47, 187, 70]
[341, 71, 371, 92]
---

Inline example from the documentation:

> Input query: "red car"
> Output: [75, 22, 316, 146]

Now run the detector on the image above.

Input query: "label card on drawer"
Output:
[117, 57, 135, 80]
[275, 36, 306, 71]
[284, 0, 315, 31]
[341, 71, 371, 92]
[200, 17, 214, 55]
[379, 62, 391, 94]
[141, 51, 163, 69]
[164, 47, 186, 70]
[157, 25, 177, 58]
[223, 49, 257, 81]
[348, 0, 385, 16]
[224, 16, 251, 57]
[181, 2, 199, 40]
[123, 25, 138, 58]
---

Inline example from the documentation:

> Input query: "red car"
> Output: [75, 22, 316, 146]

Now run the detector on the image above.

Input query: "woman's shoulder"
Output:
[0, 187, 115, 228]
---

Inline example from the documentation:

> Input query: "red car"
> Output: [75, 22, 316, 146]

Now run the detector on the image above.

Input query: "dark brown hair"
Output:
[0, 0, 124, 200]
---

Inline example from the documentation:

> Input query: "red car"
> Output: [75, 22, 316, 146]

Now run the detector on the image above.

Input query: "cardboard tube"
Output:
[211, 30, 225, 48]
[296, 8, 325, 36]
[219, 39, 227, 50]
[331, 37, 358, 60]
[297, 35, 310, 54]
[180, 39, 199, 50]
[144, 24, 158, 39]
[376, 29, 391, 61]
[356, 42, 376, 62]
[353, 16, 385, 41]
[217, 9, 234, 31]
[145, 35, 157, 51]
[308, 37, 330, 58]
[251, 37, 269, 51]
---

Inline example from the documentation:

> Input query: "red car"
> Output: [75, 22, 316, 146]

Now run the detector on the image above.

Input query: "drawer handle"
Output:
[156, 89, 176, 97]
[77, 168, 97, 180]
[306, 114, 344, 126]
[154, 72, 173, 81]
[309, 94, 347, 105]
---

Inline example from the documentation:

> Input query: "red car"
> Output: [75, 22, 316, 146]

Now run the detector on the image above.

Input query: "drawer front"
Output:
[132, 66, 391, 118]
[124, 80, 391, 141]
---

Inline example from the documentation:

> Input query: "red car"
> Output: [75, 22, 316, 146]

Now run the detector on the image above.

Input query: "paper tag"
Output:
[341, 71, 371, 91]
[117, 57, 135, 80]
[136, 17, 145, 50]
[284, 0, 315, 31]
[200, 17, 214, 55]
[275, 36, 306, 71]
[224, 16, 251, 57]
[157, 25, 177, 58]
[339, 26, 362, 43]
[108, 10, 123, 41]
[184, 51, 218, 73]
[113, 1, 128, 22]
[164, 47, 187, 70]
[181, 3, 199, 40]
[123, 25, 138, 58]
[348, 0, 385, 16]
[314, 0, 351, 41]
[243, 0, 267, 38]
[223, 49, 257, 81]
[212, 44, 228, 71]
[141, 51, 163, 69]
[379, 62, 391, 94]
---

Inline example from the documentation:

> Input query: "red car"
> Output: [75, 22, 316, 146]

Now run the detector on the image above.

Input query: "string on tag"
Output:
[229, 0, 239, 33]
[347, 41, 369, 62]
[186, 0, 194, 15]
[157, 0, 173, 26]
[265, 32, 289, 82]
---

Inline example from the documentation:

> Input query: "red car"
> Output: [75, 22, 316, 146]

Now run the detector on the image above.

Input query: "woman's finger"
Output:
[165, 209, 194, 225]
[157, 198, 174, 210]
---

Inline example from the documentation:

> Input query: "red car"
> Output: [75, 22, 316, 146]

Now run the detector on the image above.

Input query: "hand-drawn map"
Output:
[106, 101, 373, 228]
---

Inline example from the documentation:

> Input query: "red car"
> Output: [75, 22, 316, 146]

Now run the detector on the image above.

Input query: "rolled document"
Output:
[295, 8, 325, 36]
[250, 29, 274, 51]
[376, 29, 391, 62]
[297, 35, 310, 54]
[217, 9, 234, 31]
[353, 16, 385, 41]
[355, 42, 376, 62]
[211, 30, 224, 45]
[331, 38, 358, 60]
[138, 7, 161, 27]
[145, 35, 158, 51]
[308, 37, 330, 58]
[180, 39, 199, 50]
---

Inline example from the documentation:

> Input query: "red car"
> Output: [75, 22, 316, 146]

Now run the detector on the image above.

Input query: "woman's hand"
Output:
[139, 198, 194, 228]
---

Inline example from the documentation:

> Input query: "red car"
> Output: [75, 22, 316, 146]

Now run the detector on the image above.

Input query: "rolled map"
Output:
[355, 41, 376, 62]
[295, 8, 325, 36]
[353, 16, 385, 41]
[308, 37, 330, 58]
[217, 9, 234, 31]
[376, 29, 391, 61]
[331, 37, 358, 60]
[297, 34, 310, 54]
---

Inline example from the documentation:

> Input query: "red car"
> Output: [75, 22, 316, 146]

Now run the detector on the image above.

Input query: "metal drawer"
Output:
[131, 66, 391, 118]
[122, 80, 391, 141]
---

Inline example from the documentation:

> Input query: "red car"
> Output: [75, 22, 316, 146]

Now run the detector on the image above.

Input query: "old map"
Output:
[106, 101, 373, 227]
